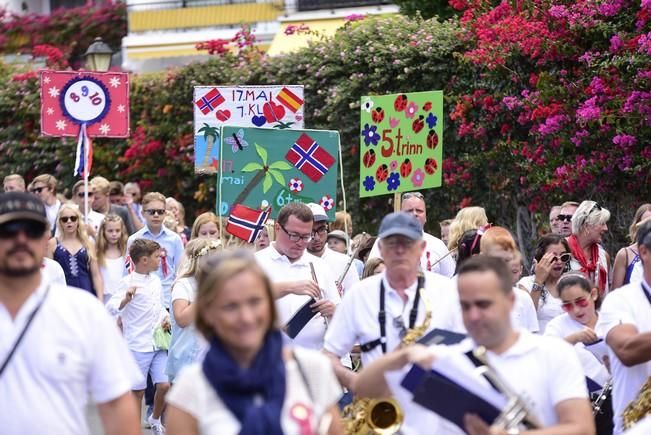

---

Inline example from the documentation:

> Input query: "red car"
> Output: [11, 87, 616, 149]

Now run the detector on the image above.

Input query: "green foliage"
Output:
[393, 0, 458, 20]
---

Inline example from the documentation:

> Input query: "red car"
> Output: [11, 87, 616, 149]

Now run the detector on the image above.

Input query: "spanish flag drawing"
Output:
[276, 87, 304, 113]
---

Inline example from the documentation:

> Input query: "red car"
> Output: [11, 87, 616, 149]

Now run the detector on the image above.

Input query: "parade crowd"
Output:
[1, 172, 650, 435]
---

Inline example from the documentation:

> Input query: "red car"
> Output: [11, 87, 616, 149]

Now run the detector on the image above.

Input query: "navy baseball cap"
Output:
[378, 212, 423, 241]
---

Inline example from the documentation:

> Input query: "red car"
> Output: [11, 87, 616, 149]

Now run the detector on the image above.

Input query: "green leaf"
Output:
[268, 169, 286, 186]
[262, 173, 273, 193]
[241, 162, 263, 172]
[255, 143, 268, 166]
[269, 161, 293, 171]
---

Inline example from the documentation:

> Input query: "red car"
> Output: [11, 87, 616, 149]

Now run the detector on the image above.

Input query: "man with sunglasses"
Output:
[324, 212, 465, 434]
[596, 219, 651, 435]
[306, 203, 359, 295]
[368, 191, 455, 277]
[557, 201, 579, 237]
[0, 192, 142, 434]
[71, 180, 105, 239]
[29, 173, 61, 232]
[254, 203, 341, 352]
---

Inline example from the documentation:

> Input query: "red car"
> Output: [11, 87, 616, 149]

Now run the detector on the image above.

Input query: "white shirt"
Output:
[107, 271, 168, 352]
[0, 281, 142, 435]
[100, 256, 126, 303]
[512, 286, 540, 333]
[45, 199, 61, 231]
[368, 232, 456, 277]
[544, 313, 610, 387]
[595, 280, 651, 434]
[320, 247, 360, 294]
[423, 331, 588, 429]
[518, 275, 564, 332]
[569, 244, 610, 293]
[166, 348, 342, 435]
[84, 210, 105, 236]
[42, 257, 66, 286]
[255, 244, 341, 351]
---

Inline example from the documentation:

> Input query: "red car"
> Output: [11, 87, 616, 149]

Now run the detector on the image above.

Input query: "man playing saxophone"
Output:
[596, 219, 651, 434]
[357, 256, 595, 435]
[323, 212, 466, 435]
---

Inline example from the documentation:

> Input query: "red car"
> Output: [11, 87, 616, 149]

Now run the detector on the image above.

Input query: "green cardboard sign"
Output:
[359, 91, 443, 197]
[217, 126, 339, 219]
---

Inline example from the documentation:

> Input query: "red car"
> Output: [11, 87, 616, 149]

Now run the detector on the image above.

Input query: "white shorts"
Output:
[131, 350, 169, 390]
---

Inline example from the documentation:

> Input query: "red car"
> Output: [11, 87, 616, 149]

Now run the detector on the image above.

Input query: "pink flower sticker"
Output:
[320, 195, 334, 210]
[390, 160, 398, 171]
[411, 168, 425, 187]
[288, 178, 303, 193]
[405, 101, 418, 119]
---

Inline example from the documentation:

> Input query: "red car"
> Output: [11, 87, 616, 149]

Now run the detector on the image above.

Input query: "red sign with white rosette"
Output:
[40, 70, 129, 138]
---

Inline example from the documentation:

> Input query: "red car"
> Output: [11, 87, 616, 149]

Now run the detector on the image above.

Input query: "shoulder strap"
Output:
[408, 274, 424, 329]
[464, 350, 500, 393]
[292, 350, 314, 401]
[0, 286, 50, 378]
[360, 279, 387, 354]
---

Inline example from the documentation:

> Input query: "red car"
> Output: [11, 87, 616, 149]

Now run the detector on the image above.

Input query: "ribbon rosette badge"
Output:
[320, 195, 334, 211]
[288, 178, 303, 193]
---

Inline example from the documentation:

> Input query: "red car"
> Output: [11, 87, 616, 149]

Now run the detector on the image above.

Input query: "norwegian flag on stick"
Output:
[285, 133, 335, 183]
[226, 204, 271, 243]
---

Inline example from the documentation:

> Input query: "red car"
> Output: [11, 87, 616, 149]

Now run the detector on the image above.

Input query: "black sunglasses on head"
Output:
[0, 220, 47, 239]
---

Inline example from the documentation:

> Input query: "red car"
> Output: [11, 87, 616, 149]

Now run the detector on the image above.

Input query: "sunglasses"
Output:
[76, 192, 94, 198]
[402, 191, 424, 201]
[145, 209, 166, 216]
[30, 186, 47, 194]
[589, 202, 602, 215]
[561, 296, 590, 312]
[60, 216, 78, 223]
[552, 253, 572, 263]
[557, 214, 573, 222]
[0, 219, 47, 239]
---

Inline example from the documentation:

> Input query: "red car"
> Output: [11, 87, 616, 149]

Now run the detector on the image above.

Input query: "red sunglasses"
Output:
[561, 296, 590, 312]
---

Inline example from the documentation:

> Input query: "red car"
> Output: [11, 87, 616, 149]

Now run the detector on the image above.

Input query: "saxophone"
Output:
[342, 277, 431, 434]
[622, 376, 651, 429]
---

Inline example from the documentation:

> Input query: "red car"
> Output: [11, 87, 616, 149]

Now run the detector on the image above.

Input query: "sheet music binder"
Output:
[401, 364, 502, 430]
[417, 328, 467, 346]
[283, 298, 317, 339]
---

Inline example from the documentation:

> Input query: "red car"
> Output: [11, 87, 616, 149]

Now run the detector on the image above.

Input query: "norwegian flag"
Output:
[195, 88, 225, 115]
[285, 133, 335, 183]
[226, 204, 271, 243]
[125, 255, 135, 273]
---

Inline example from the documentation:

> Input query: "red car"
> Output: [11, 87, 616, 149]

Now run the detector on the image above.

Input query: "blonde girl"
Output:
[97, 214, 129, 304]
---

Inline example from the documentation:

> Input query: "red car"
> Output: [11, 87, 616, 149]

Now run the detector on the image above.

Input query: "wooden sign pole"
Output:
[393, 192, 401, 213]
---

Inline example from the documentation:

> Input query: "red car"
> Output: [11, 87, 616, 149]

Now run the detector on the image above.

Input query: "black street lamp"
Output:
[83, 37, 113, 72]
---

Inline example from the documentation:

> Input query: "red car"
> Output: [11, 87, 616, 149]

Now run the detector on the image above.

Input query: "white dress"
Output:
[166, 347, 342, 435]
[518, 275, 564, 332]
[100, 256, 126, 305]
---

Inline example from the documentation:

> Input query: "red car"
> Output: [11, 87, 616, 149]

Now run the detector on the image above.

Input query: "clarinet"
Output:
[592, 379, 612, 416]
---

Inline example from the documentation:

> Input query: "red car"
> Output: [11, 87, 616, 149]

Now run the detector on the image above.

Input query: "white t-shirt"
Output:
[45, 199, 61, 231]
[518, 275, 564, 332]
[320, 247, 360, 295]
[512, 286, 540, 333]
[544, 313, 610, 387]
[100, 256, 126, 303]
[595, 280, 651, 434]
[255, 244, 341, 351]
[368, 232, 456, 278]
[424, 331, 588, 429]
[84, 210, 106, 237]
[166, 347, 342, 435]
[42, 257, 66, 286]
[324, 271, 465, 367]
[0, 281, 142, 435]
[107, 271, 168, 352]
[569, 244, 610, 293]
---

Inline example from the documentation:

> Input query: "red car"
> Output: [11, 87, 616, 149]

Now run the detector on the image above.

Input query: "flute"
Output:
[335, 231, 366, 294]
[309, 262, 328, 328]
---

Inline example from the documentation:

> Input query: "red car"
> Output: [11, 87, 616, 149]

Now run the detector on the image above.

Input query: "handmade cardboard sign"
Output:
[358, 91, 443, 197]
[193, 85, 305, 174]
[217, 127, 338, 220]
[40, 71, 129, 137]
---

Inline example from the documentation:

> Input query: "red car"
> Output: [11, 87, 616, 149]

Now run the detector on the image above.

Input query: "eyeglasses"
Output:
[552, 253, 572, 263]
[29, 186, 47, 194]
[0, 220, 47, 239]
[312, 225, 328, 237]
[60, 216, 78, 223]
[145, 209, 166, 216]
[557, 214, 573, 222]
[76, 192, 94, 198]
[561, 296, 590, 312]
[402, 192, 424, 201]
[279, 224, 312, 243]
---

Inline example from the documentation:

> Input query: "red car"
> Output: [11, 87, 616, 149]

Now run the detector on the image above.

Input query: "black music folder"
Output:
[283, 298, 318, 339]
[401, 365, 502, 430]
[417, 328, 467, 346]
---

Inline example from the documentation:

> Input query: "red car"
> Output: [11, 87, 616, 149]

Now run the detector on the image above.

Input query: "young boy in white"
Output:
[108, 238, 171, 434]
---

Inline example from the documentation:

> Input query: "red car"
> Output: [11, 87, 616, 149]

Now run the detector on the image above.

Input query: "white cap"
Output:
[306, 203, 328, 222]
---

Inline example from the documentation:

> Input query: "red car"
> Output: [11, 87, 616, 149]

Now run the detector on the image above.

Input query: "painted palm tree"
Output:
[198, 123, 219, 169]
[234, 143, 292, 205]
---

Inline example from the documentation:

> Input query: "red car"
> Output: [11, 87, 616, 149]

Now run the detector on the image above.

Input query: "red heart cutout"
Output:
[262, 102, 286, 122]
[216, 109, 231, 122]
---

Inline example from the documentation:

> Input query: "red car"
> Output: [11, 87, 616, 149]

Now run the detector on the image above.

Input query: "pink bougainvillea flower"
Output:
[411, 168, 425, 187]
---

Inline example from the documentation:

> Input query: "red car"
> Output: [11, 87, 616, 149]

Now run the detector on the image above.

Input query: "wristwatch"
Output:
[531, 282, 545, 293]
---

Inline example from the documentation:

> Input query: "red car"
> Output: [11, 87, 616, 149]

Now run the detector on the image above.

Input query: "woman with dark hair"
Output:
[518, 233, 571, 331]
[165, 249, 343, 435]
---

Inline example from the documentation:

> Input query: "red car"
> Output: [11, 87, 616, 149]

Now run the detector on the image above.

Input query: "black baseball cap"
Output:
[0, 192, 48, 226]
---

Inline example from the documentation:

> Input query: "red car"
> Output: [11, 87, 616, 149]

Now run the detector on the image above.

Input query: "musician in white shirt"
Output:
[595, 220, 651, 435]
[356, 256, 594, 435]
